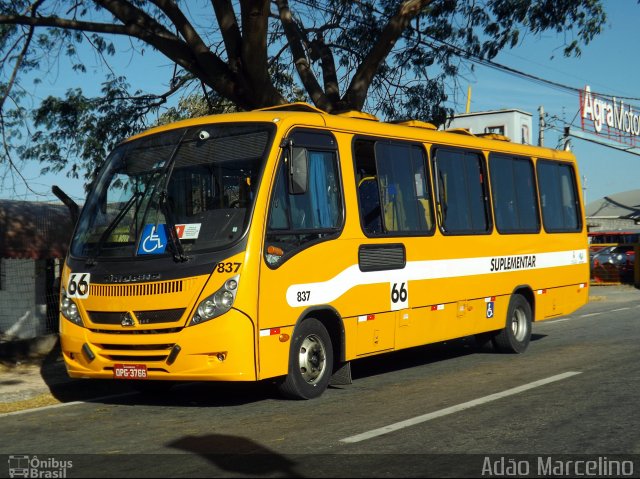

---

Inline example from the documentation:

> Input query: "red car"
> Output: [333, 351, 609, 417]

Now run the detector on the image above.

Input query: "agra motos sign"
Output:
[581, 85, 640, 138]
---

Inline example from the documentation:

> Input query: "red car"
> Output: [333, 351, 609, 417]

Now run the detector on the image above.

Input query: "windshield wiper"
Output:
[86, 192, 140, 266]
[158, 128, 189, 263]
[160, 191, 187, 262]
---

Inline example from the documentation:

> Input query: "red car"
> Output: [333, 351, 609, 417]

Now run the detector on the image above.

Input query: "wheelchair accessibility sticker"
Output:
[486, 302, 494, 318]
[138, 224, 168, 255]
[485, 296, 496, 319]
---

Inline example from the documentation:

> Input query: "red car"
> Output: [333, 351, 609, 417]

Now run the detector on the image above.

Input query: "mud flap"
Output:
[329, 361, 352, 386]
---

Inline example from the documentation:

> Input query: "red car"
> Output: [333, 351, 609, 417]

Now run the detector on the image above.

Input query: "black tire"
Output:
[278, 318, 333, 400]
[492, 294, 532, 354]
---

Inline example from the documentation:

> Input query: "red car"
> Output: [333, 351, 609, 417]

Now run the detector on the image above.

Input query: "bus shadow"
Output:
[166, 434, 302, 477]
[348, 333, 548, 381]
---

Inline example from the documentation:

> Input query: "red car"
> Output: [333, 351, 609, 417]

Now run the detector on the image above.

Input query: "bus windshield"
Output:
[70, 123, 273, 259]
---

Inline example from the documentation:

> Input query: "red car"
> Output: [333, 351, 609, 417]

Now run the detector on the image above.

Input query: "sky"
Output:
[458, 0, 640, 207]
[2, 0, 639, 206]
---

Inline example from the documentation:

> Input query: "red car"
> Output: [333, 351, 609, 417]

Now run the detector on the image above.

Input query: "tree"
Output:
[0, 0, 606, 193]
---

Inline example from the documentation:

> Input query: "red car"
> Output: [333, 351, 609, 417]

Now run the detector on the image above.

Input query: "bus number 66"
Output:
[68, 273, 90, 299]
[391, 282, 407, 303]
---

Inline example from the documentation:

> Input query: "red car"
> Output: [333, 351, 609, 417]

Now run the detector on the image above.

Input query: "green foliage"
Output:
[18, 77, 152, 191]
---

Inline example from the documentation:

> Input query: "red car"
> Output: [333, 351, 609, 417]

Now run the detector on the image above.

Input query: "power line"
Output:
[288, 0, 640, 103]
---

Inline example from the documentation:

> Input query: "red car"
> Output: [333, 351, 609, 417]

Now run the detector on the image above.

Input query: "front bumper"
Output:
[60, 308, 257, 382]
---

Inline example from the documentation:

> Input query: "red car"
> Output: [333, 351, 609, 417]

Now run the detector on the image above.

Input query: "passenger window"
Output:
[433, 148, 491, 234]
[489, 154, 539, 234]
[265, 133, 342, 267]
[354, 139, 433, 236]
[537, 160, 581, 232]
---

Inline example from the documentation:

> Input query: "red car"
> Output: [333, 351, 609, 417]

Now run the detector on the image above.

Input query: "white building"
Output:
[446, 109, 533, 145]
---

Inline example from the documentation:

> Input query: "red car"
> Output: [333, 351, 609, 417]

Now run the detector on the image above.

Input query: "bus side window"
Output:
[358, 177, 383, 234]
[434, 148, 490, 235]
[489, 154, 539, 234]
[537, 160, 581, 232]
[265, 138, 343, 267]
[354, 138, 433, 236]
[268, 170, 290, 230]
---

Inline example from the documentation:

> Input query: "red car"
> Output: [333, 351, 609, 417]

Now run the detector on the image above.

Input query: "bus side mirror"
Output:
[288, 147, 308, 195]
[52, 185, 80, 225]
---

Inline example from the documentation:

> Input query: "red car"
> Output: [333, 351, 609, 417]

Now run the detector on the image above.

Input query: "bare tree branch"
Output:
[275, 0, 328, 110]
[0, 25, 34, 113]
[211, 0, 242, 73]
[345, 0, 433, 110]
[311, 34, 339, 104]
[239, 0, 284, 107]
[0, 0, 44, 112]
[95, 0, 250, 108]
[0, 13, 132, 36]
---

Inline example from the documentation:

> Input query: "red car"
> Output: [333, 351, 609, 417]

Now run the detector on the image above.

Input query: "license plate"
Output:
[113, 364, 147, 379]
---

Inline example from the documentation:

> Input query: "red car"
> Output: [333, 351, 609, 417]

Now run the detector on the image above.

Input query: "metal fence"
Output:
[0, 258, 62, 342]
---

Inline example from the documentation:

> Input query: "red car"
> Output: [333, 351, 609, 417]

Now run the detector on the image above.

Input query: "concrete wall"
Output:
[587, 218, 638, 232]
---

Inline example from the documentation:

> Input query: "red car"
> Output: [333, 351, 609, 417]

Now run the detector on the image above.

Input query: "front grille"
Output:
[107, 355, 168, 362]
[88, 311, 129, 325]
[97, 342, 176, 362]
[99, 344, 174, 351]
[90, 279, 186, 297]
[134, 308, 185, 324]
[90, 327, 183, 335]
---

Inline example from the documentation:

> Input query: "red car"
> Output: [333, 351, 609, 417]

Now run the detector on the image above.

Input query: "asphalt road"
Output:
[1, 286, 639, 477]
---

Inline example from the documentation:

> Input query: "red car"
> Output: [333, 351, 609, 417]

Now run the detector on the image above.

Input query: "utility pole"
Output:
[538, 105, 545, 147]
[563, 126, 572, 151]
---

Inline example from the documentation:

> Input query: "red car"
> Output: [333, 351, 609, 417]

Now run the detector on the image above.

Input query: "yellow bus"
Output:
[57, 103, 589, 399]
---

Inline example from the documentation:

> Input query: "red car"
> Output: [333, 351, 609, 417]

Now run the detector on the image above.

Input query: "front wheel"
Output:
[492, 294, 532, 354]
[277, 318, 333, 400]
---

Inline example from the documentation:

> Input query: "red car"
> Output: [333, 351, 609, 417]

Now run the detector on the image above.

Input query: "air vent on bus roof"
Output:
[445, 128, 475, 136]
[336, 110, 379, 121]
[392, 120, 437, 130]
[477, 133, 512, 142]
[256, 102, 325, 114]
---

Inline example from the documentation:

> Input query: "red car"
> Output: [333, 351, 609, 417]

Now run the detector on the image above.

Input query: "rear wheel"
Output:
[492, 294, 532, 354]
[278, 318, 333, 400]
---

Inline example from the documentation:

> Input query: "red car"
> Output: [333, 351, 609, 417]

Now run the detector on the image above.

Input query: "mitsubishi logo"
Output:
[121, 314, 135, 327]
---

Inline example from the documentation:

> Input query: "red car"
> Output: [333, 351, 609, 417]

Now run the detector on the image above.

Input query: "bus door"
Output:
[258, 130, 344, 378]
[353, 138, 435, 354]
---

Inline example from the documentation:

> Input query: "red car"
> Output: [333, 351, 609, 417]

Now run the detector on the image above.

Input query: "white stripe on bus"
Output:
[286, 249, 587, 307]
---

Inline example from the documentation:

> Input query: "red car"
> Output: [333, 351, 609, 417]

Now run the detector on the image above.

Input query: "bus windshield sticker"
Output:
[138, 224, 168, 255]
[175, 223, 201, 240]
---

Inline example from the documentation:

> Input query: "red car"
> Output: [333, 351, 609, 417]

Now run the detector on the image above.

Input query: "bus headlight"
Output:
[190, 276, 239, 326]
[60, 288, 84, 327]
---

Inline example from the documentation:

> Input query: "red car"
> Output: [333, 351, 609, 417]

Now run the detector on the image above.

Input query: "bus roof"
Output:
[126, 102, 575, 161]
